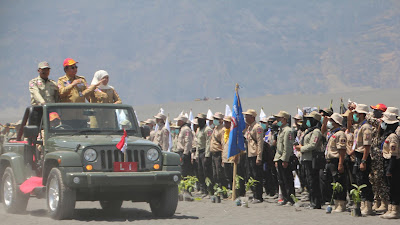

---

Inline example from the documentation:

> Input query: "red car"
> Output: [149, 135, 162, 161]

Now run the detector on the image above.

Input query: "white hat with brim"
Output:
[174, 115, 188, 123]
[328, 113, 343, 126]
[384, 107, 399, 116]
[243, 109, 257, 118]
[354, 104, 369, 114]
[382, 113, 399, 124]
[154, 113, 166, 120]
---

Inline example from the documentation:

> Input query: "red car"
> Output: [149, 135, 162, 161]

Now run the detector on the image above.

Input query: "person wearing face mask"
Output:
[349, 104, 374, 216]
[209, 112, 226, 190]
[89, 70, 122, 104]
[260, 117, 279, 197]
[273, 111, 295, 206]
[293, 114, 307, 195]
[380, 108, 400, 219]
[195, 113, 213, 197]
[170, 123, 180, 153]
[295, 111, 323, 209]
[367, 103, 390, 213]
[174, 115, 193, 177]
[342, 109, 357, 205]
[29, 61, 59, 105]
[144, 119, 156, 141]
[324, 113, 348, 212]
[153, 113, 170, 151]
[243, 109, 264, 203]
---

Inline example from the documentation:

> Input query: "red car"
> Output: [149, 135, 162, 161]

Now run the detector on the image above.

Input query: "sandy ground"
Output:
[1, 194, 399, 225]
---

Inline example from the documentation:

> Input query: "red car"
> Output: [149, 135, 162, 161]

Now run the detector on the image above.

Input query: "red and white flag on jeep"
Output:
[116, 129, 128, 153]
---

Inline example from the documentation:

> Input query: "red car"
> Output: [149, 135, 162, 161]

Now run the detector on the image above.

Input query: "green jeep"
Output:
[0, 103, 181, 220]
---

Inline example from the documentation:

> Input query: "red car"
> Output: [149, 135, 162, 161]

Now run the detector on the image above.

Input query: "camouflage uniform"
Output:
[367, 115, 390, 203]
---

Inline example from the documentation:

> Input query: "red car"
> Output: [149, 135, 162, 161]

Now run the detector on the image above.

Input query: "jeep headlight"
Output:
[84, 148, 97, 162]
[147, 148, 159, 161]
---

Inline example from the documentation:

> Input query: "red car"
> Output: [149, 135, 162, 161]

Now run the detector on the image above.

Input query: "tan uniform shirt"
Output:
[196, 126, 212, 157]
[147, 130, 156, 142]
[172, 133, 179, 153]
[353, 120, 372, 153]
[89, 88, 122, 104]
[274, 124, 294, 162]
[245, 121, 264, 161]
[58, 75, 95, 102]
[154, 124, 169, 151]
[382, 133, 399, 159]
[345, 132, 355, 161]
[300, 128, 323, 161]
[29, 76, 59, 105]
[210, 124, 224, 153]
[326, 130, 347, 159]
[177, 125, 193, 155]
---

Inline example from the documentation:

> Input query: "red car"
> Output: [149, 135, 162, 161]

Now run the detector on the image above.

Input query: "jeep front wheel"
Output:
[1, 167, 29, 213]
[149, 185, 178, 217]
[46, 168, 76, 220]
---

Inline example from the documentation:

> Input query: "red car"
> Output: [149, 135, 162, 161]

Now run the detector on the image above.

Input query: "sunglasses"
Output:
[69, 65, 78, 69]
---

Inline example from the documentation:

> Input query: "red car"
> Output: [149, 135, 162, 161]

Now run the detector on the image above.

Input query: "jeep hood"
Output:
[46, 135, 157, 151]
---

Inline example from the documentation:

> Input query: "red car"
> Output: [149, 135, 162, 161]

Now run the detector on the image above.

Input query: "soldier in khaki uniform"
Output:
[29, 61, 59, 105]
[274, 111, 295, 205]
[88, 70, 122, 104]
[210, 112, 226, 188]
[58, 58, 100, 103]
[174, 115, 193, 177]
[324, 113, 347, 212]
[349, 104, 374, 215]
[170, 123, 179, 153]
[296, 111, 323, 209]
[153, 113, 169, 151]
[195, 113, 213, 196]
[144, 119, 156, 141]
[243, 109, 264, 203]
[380, 109, 400, 219]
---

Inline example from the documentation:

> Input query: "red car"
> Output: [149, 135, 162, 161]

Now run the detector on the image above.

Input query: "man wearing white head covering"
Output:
[88, 70, 122, 104]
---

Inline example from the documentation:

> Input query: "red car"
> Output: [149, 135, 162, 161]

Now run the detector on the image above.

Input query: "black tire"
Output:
[1, 167, 29, 214]
[150, 185, 178, 217]
[46, 168, 76, 220]
[99, 200, 123, 214]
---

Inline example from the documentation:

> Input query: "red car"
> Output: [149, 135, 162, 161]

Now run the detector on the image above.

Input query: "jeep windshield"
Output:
[46, 105, 138, 135]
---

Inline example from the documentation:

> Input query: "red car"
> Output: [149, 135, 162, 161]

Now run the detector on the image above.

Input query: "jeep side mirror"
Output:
[24, 125, 39, 139]
[140, 125, 150, 139]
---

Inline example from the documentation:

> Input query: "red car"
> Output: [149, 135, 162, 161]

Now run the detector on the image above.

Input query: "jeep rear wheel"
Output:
[149, 185, 178, 217]
[99, 200, 123, 214]
[46, 168, 76, 220]
[1, 167, 29, 214]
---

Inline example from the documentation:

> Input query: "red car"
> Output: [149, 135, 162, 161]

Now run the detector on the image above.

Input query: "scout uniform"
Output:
[29, 61, 59, 105]
[89, 88, 122, 104]
[243, 109, 264, 202]
[58, 75, 95, 103]
[300, 111, 323, 209]
[176, 116, 193, 177]
[324, 113, 347, 211]
[210, 112, 225, 186]
[153, 113, 169, 151]
[195, 113, 212, 194]
[380, 111, 400, 219]
[273, 111, 295, 205]
[352, 104, 374, 215]
[29, 76, 59, 105]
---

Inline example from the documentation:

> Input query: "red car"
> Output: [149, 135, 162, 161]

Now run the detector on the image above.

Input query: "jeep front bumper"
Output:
[65, 171, 181, 188]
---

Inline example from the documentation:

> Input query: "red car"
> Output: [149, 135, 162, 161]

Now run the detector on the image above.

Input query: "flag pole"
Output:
[231, 83, 239, 201]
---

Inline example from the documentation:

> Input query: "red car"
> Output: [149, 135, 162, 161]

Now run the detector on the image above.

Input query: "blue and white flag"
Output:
[227, 85, 246, 158]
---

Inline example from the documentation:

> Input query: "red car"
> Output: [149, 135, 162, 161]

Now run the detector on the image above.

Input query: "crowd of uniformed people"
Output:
[0, 58, 399, 219]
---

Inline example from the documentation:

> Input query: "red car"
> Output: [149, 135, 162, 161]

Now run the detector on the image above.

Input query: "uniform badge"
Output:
[385, 140, 389, 144]
[391, 145, 396, 151]
[332, 135, 336, 139]
[340, 139, 346, 143]
[257, 127, 263, 133]
[288, 133, 293, 140]
[37, 81, 42, 85]
[314, 137, 319, 143]
[365, 133, 371, 139]
[207, 130, 212, 136]
[30, 82, 34, 87]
